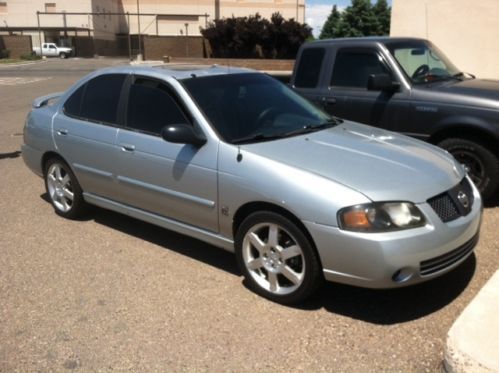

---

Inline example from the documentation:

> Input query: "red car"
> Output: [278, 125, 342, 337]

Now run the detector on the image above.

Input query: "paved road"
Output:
[1, 59, 498, 371]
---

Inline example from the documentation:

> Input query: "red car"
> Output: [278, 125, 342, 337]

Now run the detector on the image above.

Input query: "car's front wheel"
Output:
[235, 211, 323, 304]
[44, 158, 87, 219]
[438, 138, 499, 200]
[59, 52, 67, 59]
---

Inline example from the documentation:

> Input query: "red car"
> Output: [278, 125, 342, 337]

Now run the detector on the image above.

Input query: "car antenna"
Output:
[237, 146, 243, 162]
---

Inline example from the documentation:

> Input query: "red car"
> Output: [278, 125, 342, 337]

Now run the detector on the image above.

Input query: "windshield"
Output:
[181, 73, 335, 144]
[387, 41, 461, 84]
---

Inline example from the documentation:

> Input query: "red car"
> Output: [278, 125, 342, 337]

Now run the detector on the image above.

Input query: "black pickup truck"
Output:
[289, 37, 499, 200]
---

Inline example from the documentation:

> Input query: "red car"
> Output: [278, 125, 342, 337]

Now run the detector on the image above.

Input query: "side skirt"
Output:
[83, 192, 235, 252]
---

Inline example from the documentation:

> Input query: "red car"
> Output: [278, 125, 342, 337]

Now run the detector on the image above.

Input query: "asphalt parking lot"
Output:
[1, 58, 498, 371]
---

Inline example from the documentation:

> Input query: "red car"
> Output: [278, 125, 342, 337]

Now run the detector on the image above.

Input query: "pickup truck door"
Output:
[320, 47, 410, 131]
[113, 76, 218, 232]
[43, 44, 57, 56]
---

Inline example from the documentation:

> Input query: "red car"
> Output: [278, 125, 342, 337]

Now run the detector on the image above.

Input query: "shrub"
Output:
[0, 49, 10, 59]
[20, 53, 42, 60]
[202, 12, 312, 59]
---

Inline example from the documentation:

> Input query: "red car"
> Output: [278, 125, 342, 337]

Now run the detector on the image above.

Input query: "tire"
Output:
[235, 211, 323, 304]
[438, 138, 499, 200]
[59, 52, 67, 59]
[44, 158, 88, 219]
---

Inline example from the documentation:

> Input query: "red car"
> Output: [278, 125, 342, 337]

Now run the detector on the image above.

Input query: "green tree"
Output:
[319, 5, 341, 39]
[320, 0, 391, 38]
[372, 0, 391, 35]
[341, 0, 378, 37]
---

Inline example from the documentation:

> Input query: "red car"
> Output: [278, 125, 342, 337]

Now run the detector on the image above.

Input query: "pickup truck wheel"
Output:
[438, 138, 499, 200]
[235, 211, 323, 304]
[44, 158, 88, 219]
[59, 52, 67, 59]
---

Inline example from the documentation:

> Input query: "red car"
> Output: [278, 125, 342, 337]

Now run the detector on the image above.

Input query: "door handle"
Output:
[56, 128, 68, 135]
[120, 143, 135, 152]
[322, 97, 337, 105]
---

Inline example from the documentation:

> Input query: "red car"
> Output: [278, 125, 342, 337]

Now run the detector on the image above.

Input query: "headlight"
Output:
[338, 202, 426, 232]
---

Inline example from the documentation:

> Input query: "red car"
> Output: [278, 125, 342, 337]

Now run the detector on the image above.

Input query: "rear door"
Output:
[52, 73, 126, 199]
[292, 46, 328, 107]
[113, 75, 219, 232]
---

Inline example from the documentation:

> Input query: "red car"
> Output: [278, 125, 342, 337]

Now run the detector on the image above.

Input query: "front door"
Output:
[114, 76, 219, 232]
[322, 48, 410, 131]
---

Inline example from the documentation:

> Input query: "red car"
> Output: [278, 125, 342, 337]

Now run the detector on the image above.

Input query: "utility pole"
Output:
[184, 23, 189, 57]
[136, 0, 142, 60]
[36, 11, 42, 49]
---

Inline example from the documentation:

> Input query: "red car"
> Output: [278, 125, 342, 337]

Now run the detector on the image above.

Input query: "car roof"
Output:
[93, 64, 254, 80]
[306, 36, 428, 46]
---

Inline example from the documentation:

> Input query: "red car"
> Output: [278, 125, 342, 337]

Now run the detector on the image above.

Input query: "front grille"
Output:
[428, 177, 474, 223]
[428, 193, 459, 222]
[420, 234, 478, 276]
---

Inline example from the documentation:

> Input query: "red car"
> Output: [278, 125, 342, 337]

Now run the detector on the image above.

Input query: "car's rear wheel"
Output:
[235, 211, 323, 304]
[438, 138, 499, 200]
[44, 158, 87, 219]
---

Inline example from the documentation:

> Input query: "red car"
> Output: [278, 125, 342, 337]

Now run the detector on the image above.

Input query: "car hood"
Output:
[242, 122, 465, 203]
[428, 78, 499, 109]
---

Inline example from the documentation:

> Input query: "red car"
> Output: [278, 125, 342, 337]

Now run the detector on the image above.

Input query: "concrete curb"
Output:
[0, 59, 46, 68]
[444, 270, 499, 372]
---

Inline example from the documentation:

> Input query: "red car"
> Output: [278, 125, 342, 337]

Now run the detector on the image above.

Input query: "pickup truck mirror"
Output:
[161, 124, 206, 147]
[367, 74, 400, 92]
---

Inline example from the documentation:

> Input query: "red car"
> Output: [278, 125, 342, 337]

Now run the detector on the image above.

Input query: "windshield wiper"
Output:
[282, 120, 339, 138]
[231, 119, 340, 145]
[453, 71, 475, 79]
[232, 133, 285, 145]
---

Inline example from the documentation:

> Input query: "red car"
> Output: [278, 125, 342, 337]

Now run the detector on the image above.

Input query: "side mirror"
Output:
[367, 74, 400, 92]
[161, 124, 206, 147]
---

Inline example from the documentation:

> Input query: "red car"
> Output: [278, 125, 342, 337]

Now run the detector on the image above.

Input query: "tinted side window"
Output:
[294, 48, 325, 88]
[79, 74, 126, 125]
[331, 50, 390, 88]
[63, 85, 85, 117]
[126, 77, 190, 135]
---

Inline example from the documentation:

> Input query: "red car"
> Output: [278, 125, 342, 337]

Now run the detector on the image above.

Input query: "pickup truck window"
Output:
[294, 48, 325, 88]
[387, 41, 460, 84]
[126, 77, 190, 136]
[331, 50, 391, 89]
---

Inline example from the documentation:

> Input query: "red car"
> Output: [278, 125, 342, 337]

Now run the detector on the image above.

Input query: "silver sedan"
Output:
[22, 65, 482, 304]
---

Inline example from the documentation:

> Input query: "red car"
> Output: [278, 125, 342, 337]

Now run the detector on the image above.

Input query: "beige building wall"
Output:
[1, 0, 305, 44]
[122, 0, 305, 36]
[391, 0, 499, 79]
[0, 0, 128, 46]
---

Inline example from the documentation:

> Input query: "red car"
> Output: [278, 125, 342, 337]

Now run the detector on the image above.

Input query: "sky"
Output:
[306, 0, 393, 37]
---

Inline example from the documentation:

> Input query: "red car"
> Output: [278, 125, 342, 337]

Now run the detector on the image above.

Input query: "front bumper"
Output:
[304, 181, 482, 289]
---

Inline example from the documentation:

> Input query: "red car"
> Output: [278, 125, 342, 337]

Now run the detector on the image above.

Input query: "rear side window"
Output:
[126, 77, 190, 135]
[65, 74, 126, 125]
[294, 47, 325, 88]
[331, 50, 391, 88]
[63, 85, 84, 117]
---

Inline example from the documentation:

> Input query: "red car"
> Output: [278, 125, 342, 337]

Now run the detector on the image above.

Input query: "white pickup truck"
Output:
[33, 43, 73, 58]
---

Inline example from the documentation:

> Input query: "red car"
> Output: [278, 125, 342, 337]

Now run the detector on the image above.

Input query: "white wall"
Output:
[391, 0, 499, 79]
